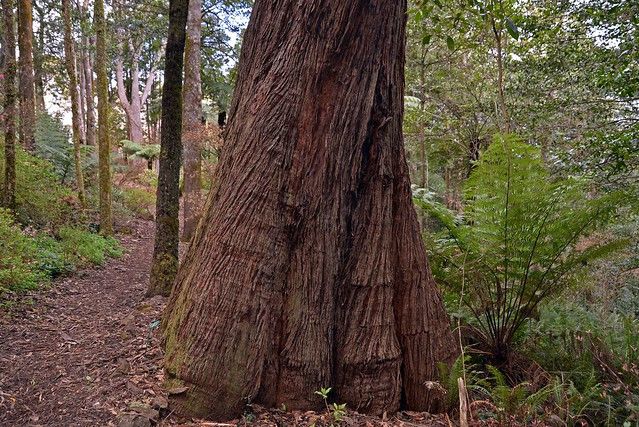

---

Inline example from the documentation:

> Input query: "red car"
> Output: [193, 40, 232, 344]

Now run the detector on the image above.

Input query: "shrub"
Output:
[0, 146, 77, 229]
[0, 209, 45, 293]
[118, 188, 156, 220]
[33, 235, 75, 278]
[416, 134, 630, 361]
[58, 226, 123, 267]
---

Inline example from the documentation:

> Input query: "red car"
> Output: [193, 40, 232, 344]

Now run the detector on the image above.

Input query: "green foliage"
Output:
[35, 112, 73, 180]
[0, 146, 76, 229]
[314, 387, 347, 425]
[121, 140, 143, 157]
[417, 134, 630, 358]
[35, 112, 97, 185]
[118, 187, 156, 220]
[0, 209, 46, 292]
[135, 144, 161, 161]
[523, 300, 639, 424]
[58, 226, 123, 267]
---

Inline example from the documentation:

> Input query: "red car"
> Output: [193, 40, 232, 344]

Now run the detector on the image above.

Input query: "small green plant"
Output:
[314, 387, 347, 425]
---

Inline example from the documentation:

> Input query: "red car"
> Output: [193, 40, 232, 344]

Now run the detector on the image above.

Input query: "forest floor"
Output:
[0, 219, 452, 427]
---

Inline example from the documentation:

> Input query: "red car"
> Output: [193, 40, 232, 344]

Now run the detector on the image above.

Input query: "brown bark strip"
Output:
[181, 0, 203, 242]
[2, 0, 17, 209]
[17, 0, 36, 152]
[163, 0, 458, 421]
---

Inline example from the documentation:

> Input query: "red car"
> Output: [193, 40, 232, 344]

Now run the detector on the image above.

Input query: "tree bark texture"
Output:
[2, 0, 17, 209]
[181, 0, 203, 242]
[162, 0, 457, 421]
[148, 0, 189, 296]
[94, 0, 112, 235]
[17, 0, 36, 152]
[62, 0, 87, 208]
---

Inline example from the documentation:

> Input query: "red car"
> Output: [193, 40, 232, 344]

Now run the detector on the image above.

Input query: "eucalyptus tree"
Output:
[113, 0, 167, 143]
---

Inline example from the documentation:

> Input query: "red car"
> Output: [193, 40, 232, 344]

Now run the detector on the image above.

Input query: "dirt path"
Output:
[0, 219, 450, 427]
[0, 219, 167, 427]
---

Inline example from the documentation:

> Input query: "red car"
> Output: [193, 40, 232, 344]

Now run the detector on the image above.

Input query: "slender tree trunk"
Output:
[181, 0, 203, 242]
[162, 0, 457, 420]
[62, 0, 87, 208]
[83, 39, 96, 146]
[148, 0, 189, 296]
[77, 44, 88, 142]
[2, 0, 17, 209]
[491, 17, 509, 133]
[94, 0, 112, 235]
[17, 0, 36, 152]
[32, 2, 45, 111]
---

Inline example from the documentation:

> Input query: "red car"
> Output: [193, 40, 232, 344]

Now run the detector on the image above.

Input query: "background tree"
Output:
[2, 0, 17, 209]
[17, 0, 36, 151]
[95, 0, 112, 235]
[181, 0, 203, 242]
[62, 0, 86, 207]
[162, 0, 457, 420]
[80, 0, 96, 147]
[148, 0, 189, 296]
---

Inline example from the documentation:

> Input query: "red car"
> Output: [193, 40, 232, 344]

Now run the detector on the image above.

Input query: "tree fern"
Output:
[416, 134, 631, 360]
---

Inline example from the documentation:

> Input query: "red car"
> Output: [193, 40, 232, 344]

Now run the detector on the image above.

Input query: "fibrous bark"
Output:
[148, 0, 189, 296]
[17, 0, 36, 152]
[62, 0, 87, 207]
[94, 0, 112, 235]
[181, 0, 203, 242]
[2, 0, 17, 209]
[162, 0, 457, 421]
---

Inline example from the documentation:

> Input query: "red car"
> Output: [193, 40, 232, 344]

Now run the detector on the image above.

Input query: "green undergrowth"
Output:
[0, 131, 124, 297]
[0, 209, 123, 295]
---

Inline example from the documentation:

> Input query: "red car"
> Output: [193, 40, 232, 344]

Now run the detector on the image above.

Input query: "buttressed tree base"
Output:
[162, 0, 458, 420]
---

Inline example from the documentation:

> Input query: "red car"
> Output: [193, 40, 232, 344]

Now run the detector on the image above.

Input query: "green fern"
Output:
[416, 134, 631, 359]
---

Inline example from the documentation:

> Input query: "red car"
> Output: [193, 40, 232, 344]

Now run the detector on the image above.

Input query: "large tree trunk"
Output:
[2, 0, 17, 209]
[62, 0, 87, 208]
[147, 0, 189, 296]
[162, 0, 457, 421]
[17, 0, 36, 152]
[180, 0, 203, 242]
[94, 0, 112, 235]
